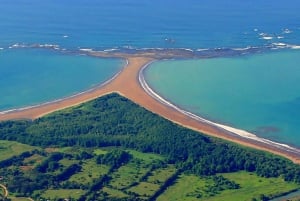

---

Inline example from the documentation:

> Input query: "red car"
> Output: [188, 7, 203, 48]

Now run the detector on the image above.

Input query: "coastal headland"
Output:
[1, 48, 300, 164]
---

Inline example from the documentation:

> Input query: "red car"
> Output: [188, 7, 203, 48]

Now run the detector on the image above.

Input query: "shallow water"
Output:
[0, 49, 123, 111]
[145, 50, 300, 147]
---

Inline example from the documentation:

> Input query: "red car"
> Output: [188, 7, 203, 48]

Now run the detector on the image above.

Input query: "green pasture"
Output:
[0, 140, 36, 161]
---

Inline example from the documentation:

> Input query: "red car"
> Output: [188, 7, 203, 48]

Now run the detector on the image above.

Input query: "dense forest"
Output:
[0, 93, 300, 200]
[1, 93, 300, 180]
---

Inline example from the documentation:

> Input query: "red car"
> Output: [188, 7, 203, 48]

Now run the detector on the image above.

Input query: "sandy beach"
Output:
[0, 54, 300, 164]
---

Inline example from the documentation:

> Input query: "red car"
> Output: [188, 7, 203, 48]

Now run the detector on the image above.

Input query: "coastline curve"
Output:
[0, 59, 128, 116]
[1, 52, 300, 164]
[139, 60, 300, 162]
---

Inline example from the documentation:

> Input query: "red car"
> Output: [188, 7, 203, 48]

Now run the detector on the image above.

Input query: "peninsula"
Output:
[0, 49, 300, 164]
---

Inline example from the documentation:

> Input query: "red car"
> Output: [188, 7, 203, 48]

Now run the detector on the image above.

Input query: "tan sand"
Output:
[0, 56, 300, 164]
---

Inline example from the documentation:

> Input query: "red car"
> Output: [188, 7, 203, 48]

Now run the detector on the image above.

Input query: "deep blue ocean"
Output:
[1, 1, 300, 147]
[0, 0, 300, 50]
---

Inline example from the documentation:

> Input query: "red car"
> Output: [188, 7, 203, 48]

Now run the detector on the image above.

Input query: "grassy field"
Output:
[0, 140, 36, 161]
[0, 141, 299, 201]
[108, 150, 164, 191]
[157, 174, 208, 201]
[59, 158, 79, 167]
[214, 171, 300, 201]
[128, 181, 160, 197]
[157, 172, 299, 201]
[23, 153, 44, 166]
[147, 165, 177, 184]
[127, 149, 164, 162]
[68, 159, 109, 185]
[102, 187, 129, 199]
[41, 189, 85, 200]
[109, 160, 150, 190]
[93, 148, 108, 155]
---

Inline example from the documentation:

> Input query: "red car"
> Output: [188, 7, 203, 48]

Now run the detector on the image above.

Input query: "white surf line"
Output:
[0, 59, 129, 115]
[139, 61, 300, 155]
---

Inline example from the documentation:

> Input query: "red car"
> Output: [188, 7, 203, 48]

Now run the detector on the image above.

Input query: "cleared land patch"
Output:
[0, 140, 36, 161]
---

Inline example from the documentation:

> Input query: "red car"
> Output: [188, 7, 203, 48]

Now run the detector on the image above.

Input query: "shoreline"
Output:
[0, 59, 129, 116]
[139, 61, 300, 159]
[0, 54, 300, 164]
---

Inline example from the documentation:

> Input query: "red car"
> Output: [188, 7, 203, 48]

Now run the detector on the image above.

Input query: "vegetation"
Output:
[0, 143, 299, 200]
[156, 174, 220, 201]
[96, 150, 132, 170]
[157, 172, 299, 201]
[68, 160, 109, 186]
[0, 93, 299, 200]
[41, 189, 85, 200]
[216, 171, 300, 201]
[0, 140, 36, 161]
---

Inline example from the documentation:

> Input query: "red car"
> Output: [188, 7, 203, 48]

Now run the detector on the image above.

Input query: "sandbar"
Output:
[0, 51, 300, 164]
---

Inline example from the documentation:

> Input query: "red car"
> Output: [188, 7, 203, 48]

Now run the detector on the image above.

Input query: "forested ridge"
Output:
[0, 93, 300, 181]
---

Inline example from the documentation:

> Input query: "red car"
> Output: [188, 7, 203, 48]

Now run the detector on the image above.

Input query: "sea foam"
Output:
[79, 48, 93, 52]
[261, 36, 273, 40]
[283, 28, 292, 34]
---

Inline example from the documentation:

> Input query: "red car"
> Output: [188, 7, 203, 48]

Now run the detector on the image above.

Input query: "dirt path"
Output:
[0, 184, 8, 197]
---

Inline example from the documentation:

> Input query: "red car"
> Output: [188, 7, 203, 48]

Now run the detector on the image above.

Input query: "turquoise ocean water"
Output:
[1, 0, 300, 147]
[145, 51, 300, 147]
[0, 49, 123, 111]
